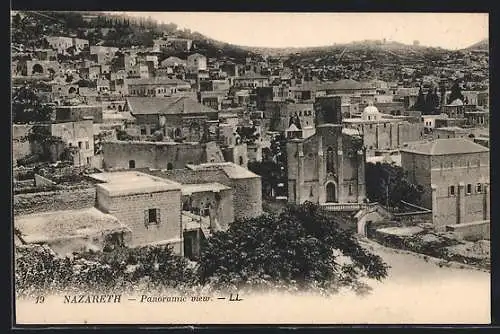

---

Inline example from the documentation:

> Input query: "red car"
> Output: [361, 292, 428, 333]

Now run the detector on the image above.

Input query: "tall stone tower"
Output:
[314, 96, 343, 126]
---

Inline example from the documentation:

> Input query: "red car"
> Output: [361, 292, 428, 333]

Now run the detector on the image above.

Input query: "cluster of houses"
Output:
[12, 31, 490, 259]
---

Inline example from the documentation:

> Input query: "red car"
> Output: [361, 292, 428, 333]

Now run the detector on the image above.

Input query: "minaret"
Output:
[439, 82, 447, 112]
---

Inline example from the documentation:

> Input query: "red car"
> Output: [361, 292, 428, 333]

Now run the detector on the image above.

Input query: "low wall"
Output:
[393, 211, 433, 225]
[14, 187, 96, 216]
[446, 220, 490, 241]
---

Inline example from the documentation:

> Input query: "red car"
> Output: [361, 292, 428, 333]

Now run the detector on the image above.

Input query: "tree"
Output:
[116, 129, 134, 141]
[26, 125, 65, 162]
[424, 87, 440, 115]
[248, 160, 282, 198]
[198, 202, 389, 294]
[236, 126, 259, 144]
[365, 162, 424, 208]
[447, 80, 464, 104]
[411, 86, 426, 111]
[12, 86, 53, 124]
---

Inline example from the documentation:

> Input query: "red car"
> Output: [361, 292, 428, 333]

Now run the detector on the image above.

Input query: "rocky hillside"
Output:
[464, 39, 488, 51]
[11, 11, 254, 63]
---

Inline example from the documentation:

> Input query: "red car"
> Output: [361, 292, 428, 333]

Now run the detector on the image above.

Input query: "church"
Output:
[286, 123, 367, 206]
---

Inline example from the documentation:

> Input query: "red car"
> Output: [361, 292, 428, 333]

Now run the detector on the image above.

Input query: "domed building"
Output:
[343, 102, 425, 158]
[361, 103, 383, 121]
[442, 98, 466, 119]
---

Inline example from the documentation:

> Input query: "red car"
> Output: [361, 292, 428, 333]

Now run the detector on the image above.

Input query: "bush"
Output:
[198, 202, 389, 294]
[15, 244, 198, 297]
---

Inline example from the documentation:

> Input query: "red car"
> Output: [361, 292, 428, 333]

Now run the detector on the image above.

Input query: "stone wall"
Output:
[446, 220, 490, 241]
[231, 177, 263, 220]
[12, 125, 33, 166]
[14, 187, 96, 216]
[102, 141, 224, 171]
[96, 187, 182, 252]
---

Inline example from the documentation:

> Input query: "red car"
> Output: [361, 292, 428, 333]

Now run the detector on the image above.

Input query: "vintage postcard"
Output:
[12, 11, 490, 325]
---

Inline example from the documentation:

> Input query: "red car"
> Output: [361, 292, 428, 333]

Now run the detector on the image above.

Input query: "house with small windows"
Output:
[27, 119, 96, 167]
[124, 96, 218, 142]
[90, 171, 184, 251]
[126, 77, 192, 97]
[102, 140, 225, 171]
[400, 138, 490, 232]
[233, 71, 270, 88]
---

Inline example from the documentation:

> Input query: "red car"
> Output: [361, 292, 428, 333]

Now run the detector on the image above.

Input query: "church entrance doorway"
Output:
[326, 182, 336, 203]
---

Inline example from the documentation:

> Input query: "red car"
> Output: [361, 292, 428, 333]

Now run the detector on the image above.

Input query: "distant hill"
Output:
[11, 11, 255, 63]
[464, 39, 488, 51]
[237, 39, 447, 57]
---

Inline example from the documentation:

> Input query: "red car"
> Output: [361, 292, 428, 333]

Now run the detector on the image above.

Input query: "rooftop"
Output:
[343, 117, 400, 124]
[125, 77, 190, 86]
[90, 171, 181, 196]
[15, 207, 131, 244]
[400, 138, 489, 155]
[187, 162, 260, 179]
[435, 126, 468, 132]
[292, 79, 376, 92]
[126, 96, 217, 115]
[181, 182, 231, 195]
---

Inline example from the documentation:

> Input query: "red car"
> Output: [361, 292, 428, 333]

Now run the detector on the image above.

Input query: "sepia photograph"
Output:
[11, 11, 490, 325]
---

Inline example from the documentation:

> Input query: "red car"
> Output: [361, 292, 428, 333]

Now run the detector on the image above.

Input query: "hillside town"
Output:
[12, 12, 490, 296]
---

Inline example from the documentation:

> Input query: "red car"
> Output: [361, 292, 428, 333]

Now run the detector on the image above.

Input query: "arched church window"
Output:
[326, 147, 335, 174]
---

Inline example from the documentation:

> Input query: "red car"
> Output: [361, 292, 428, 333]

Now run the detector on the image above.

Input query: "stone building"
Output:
[91, 171, 184, 252]
[287, 124, 366, 205]
[186, 162, 263, 221]
[102, 140, 225, 171]
[264, 101, 315, 134]
[400, 138, 490, 231]
[55, 105, 104, 123]
[125, 78, 192, 97]
[23, 60, 60, 76]
[27, 120, 95, 167]
[49, 120, 95, 166]
[343, 104, 424, 157]
[45, 36, 89, 54]
[187, 53, 207, 73]
[233, 71, 270, 89]
[140, 163, 263, 259]
[125, 96, 218, 142]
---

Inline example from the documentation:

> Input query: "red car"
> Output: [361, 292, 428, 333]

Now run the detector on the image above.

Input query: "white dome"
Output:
[362, 103, 381, 121]
[363, 104, 380, 114]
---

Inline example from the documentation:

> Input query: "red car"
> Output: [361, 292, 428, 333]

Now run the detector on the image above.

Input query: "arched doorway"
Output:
[174, 128, 182, 138]
[365, 221, 374, 238]
[32, 63, 44, 75]
[167, 162, 173, 170]
[326, 182, 336, 203]
[128, 160, 135, 169]
[239, 156, 244, 165]
[68, 87, 77, 94]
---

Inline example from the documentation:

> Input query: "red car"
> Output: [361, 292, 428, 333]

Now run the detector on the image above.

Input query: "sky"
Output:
[115, 12, 488, 50]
